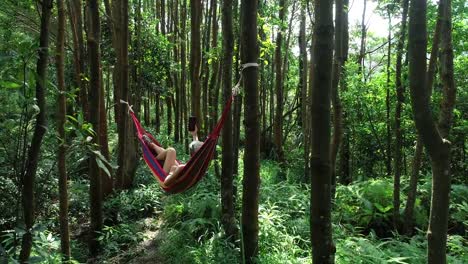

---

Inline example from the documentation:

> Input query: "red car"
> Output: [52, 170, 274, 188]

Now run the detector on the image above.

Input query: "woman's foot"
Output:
[142, 134, 152, 144]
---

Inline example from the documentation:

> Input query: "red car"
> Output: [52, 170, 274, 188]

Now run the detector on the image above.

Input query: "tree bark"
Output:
[339, 0, 351, 185]
[221, 0, 237, 242]
[273, 0, 286, 162]
[73, 0, 88, 118]
[87, 0, 103, 256]
[299, 0, 307, 137]
[393, 0, 409, 228]
[357, 0, 367, 73]
[310, 0, 334, 261]
[208, 0, 220, 131]
[403, 0, 442, 234]
[191, 0, 203, 131]
[232, 0, 241, 175]
[385, 9, 392, 177]
[56, 0, 71, 259]
[19, 1, 53, 262]
[240, 0, 260, 262]
[115, 0, 138, 189]
[331, 0, 345, 192]
[408, 0, 456, 262]
[67, 0, 87, 116]
[181, 0, 188, 150]
[99, 67, 113, 197]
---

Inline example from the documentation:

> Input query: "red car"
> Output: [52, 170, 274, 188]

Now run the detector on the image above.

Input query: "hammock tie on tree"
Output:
[122, 63, 258, 194]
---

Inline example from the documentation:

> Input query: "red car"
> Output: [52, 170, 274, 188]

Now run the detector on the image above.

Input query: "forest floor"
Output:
[107, 218, 164, 264]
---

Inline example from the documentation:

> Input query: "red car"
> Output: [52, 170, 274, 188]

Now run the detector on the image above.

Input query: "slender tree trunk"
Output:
[73, 0, 88, 117]
[100, 67, 113, 197]
[181, 0, 188, 150]
[232, 0, 241, 175]
[208, 0, 219, 131]
[273, 0, 286, 162]
[56, 0, 70, 259]
[310, 0, 334, 261]
[386, 9, 392, 177]
[299, 1, 307, 137]
[191, 0, 203, 131]
[358, 0, 367, 73]
[339, 0, 350, 185]
[403, 1, 442, 234]
[201, 0, 213, 131]
[393, 0, 409, 228]
[174, 0, 181, 142]
[331, 0, 344, 192]
[305, 36, 315, 183]
[87, 0, 103, 256]
[221, 0, 237, 242]
[19, 1, 53, 262]
[240, 0, 260, 262]
[115, 0, 137, 189]
[67, 0, 85, 116]
[408, 0, 456, 261]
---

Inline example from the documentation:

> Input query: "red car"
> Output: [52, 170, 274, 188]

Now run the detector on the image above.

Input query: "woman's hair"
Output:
[189, 140, 203, 156]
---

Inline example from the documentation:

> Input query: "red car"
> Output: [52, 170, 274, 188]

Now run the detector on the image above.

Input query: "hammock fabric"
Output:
[128, 94, 235, 194]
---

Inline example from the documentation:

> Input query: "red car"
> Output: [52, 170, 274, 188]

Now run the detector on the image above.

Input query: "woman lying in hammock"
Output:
[142, 125, 203, 186]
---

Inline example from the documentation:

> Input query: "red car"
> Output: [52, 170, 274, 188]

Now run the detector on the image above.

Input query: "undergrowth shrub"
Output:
[1, 226, 78, 263]
[98, 223, 146, 259]
[334, 178, 418, 235]
[158, 169, 239, 264]
[103, 184, 162, 224]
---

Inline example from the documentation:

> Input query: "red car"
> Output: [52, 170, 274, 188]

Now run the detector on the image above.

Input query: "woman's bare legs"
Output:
[146, 139, 178, 173]
[161, 147, 177, 173]
[164, 164, 186, 185]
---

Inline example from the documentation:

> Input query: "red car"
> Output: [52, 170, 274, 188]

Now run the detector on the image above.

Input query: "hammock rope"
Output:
[122, 63, 258, 194]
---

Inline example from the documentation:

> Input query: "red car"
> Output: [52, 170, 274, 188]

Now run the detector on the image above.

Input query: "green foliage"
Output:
[334, 179, 403, 229]
[1, 226, 78, 263]
[104, 184, 163, 223]
[156, 170, 239, 264]
[98, 223, 146, 258]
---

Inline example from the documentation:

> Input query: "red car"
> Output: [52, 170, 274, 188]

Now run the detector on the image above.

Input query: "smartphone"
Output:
[188, 116, 197, 132]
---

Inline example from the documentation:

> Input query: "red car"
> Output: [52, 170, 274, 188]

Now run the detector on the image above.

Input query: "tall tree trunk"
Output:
[393, 0, 409, 228]
[174, 0, 181, 142]
[408, 0, 456, 261]
[232, 0, 241, 175]
[299, 1, 307, 137]
[115, 0, 138, 189]
[201, 0, 213, 131]
[339, 0, 351, 185]
[221, 0, 237, 242]
[357, 0, 367, 73]
[331, 0, 345, 192]
[403, 0, 442, 234]
[100, 67, 113, 197]
[19, 1, 53, 262]
[385, 9, 392, 177]
[67, 0, 87, 116]
[191, 0, 203, 131]
[73, 0, 88, 117]
[240, 0, 260, 262]
[87, 0, 103, 256]
[56, 0, 70, 259]
[208, 0, 220, 131]
[181, 0, 188, 150]
[103, 0, 121, 127]
[273, 0, 286, 162]
[310, 0, 334, 261]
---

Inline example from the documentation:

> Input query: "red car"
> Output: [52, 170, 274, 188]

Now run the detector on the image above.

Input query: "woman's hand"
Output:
[190, 125, 198, 141]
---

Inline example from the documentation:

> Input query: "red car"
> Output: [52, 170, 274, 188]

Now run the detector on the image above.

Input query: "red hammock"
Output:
[127, 95, 235, 194]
